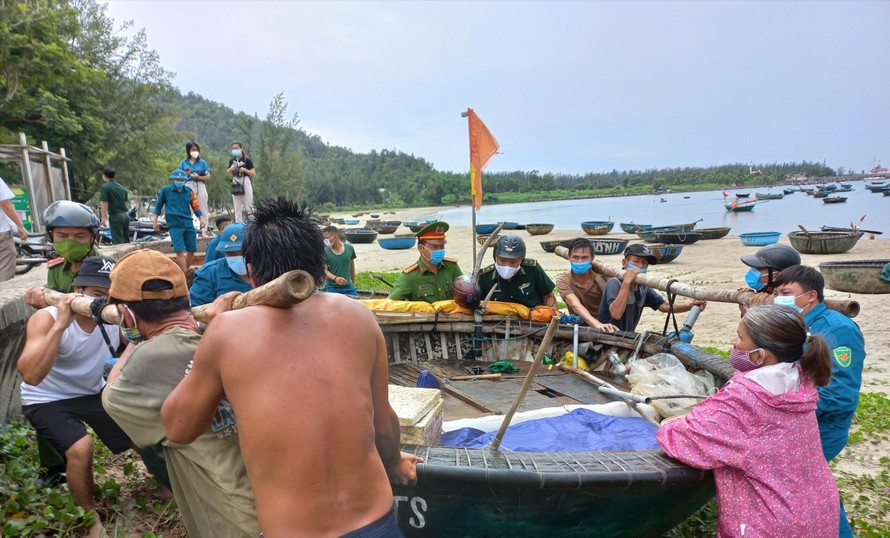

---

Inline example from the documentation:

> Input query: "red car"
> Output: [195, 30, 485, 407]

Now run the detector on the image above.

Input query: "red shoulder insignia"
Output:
[47, 257, 67, 268]
[403, 264, 419, 274]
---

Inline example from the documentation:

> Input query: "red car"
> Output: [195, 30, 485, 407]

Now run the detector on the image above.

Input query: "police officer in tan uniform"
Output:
[389, 222, 463, 303]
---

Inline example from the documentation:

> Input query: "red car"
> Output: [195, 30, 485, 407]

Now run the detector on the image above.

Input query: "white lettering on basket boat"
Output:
[394, 495, 428, 529]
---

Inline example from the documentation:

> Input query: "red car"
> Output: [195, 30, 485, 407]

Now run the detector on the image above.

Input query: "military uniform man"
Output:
[477, 234, 557, 309]
[389, 222, 463, 303]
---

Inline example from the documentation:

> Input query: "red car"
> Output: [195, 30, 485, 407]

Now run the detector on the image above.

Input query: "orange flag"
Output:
[467, 108, 500, 211]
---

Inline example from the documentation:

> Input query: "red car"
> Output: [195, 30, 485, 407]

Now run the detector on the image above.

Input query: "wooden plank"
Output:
[533, 374, 615, 405]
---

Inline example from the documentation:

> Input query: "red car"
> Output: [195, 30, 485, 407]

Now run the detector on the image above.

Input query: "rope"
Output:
[661, 279, 682, 337]
[89, 296, 119, 359]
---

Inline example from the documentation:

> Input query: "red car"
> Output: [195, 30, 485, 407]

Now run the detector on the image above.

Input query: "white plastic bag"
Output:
[627, 353, 715, 418]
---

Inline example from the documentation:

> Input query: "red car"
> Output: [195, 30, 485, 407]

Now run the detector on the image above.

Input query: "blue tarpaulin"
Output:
[441, 408, 659, 452]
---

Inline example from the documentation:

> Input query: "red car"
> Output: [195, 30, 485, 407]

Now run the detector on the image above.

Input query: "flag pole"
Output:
[462, 110, 477, 261]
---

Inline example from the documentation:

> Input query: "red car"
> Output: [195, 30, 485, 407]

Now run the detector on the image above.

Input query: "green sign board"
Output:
[11, 187, 32, 231]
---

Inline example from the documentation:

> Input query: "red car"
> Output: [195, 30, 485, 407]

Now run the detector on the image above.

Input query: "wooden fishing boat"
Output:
[525, 224, 554, 236]
[476, 224, 499, 235]
[655, 232, 702, 245]
[735, 192, 750, 198]
[783, 189, 796, 195]
[813, 191, 829, 198]
[695, 227, 732, 240]
[865, 183, 889, 192]
[819, 259, 890, 294]
[581, 221, 615, 236]
[636, 225, 688, 243]
[645, 243, 684, 264]
[822, 196, 847, 204]
[755, 192, 784, 200]
[835, 185, 853, 192]
[620, 222, 652, 234]
[378, 235, 417, 250]
[739, 232, 781, 246]
[788, 231, 861, 255]
[379, 316, 733, 537]
[540, 239, 573, 253]
[343, 228, 379, 244]
[370, 213, 381, 218]
[587, 238, 629, 255]
[725, 200, 756, 212]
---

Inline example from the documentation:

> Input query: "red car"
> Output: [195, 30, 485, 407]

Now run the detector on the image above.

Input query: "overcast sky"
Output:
[104, 1, 890, 175]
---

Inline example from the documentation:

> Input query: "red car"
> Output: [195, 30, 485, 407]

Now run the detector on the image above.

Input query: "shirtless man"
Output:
[162, 198, 421, 537]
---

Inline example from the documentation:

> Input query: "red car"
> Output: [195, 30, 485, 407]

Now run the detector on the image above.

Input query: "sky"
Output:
[103, 1, 890, 175]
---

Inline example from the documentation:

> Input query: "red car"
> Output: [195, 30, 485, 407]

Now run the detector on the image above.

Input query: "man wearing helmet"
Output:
[389, 222, 464, 303]
[153, 169, 206, 273]
[477, 234, 557, 309]
[29, 201, 103, 299]
[739, 243, 801, 314]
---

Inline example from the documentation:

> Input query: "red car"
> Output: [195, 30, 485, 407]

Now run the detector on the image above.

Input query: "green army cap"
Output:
[415, 221, 449, 240]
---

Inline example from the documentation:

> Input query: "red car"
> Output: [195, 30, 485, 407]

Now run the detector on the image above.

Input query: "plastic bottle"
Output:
[609, 352, 628, 376]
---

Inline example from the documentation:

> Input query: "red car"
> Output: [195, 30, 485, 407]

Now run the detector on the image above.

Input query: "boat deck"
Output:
[389, 360, 619, 420]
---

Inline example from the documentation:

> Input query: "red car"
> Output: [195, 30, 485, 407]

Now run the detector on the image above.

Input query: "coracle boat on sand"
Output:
[695, 227, 732, 240]
[818, 259, 890, 294]
[788, 231, 861, 255]
[379, 314, 733, 537]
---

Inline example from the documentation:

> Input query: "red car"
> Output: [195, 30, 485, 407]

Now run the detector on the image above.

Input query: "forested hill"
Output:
[1, 1, 837, 213]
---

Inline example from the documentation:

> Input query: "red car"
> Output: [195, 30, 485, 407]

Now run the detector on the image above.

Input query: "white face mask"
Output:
[495, 264, 520, 280]
[324, 239, 332, 248]
[190, 151, 200, 159]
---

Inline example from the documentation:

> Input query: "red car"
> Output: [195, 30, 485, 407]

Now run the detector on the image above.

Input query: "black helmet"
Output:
[43, 200, 100, 232]
[740, 244, 801, 270]
[494, 234, 526, 259]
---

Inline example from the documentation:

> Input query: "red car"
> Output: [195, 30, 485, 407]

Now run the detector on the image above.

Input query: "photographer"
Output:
[226, 141, 255, 222]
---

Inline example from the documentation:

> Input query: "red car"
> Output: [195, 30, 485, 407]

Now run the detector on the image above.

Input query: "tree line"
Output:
[1, 0, 838, 215]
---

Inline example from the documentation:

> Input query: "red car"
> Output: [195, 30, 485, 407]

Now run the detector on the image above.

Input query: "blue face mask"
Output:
[428, 249, 446, 265]
[571, 261, 591, 275]
[173, 181, 186, 189]
[774, 294, 804, 313]
[225, 255, 248, 276]
[745, 267, 766, 291]
[627, 263, 648, 274]
[231, 148, 243, 157]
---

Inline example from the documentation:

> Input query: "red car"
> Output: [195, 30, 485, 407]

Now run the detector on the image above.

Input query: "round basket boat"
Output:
[620, 222, 652, 234]
[655, 232, 702, 245]
[344, 228, 378, 244]
[819, 259, 890, 294]
[476, 224, 499, 235]
[695, 227, 732, 240]
[344, 219, 360, 225]
[739, 232, 781, 247]
[788, 231, 861, 255]
[502, 222, 519, 230]
[587, 238, 629, 256]
[378, 235, 417, 250]
[375, 224, 399, 235]
[581, 221, 615, 236]
[477, 234, 500, 246]
[408, 223, 424, 233]
[646, 243, 685, 264]
[525, 224, 555, 236]
[540, 239, 574, 253]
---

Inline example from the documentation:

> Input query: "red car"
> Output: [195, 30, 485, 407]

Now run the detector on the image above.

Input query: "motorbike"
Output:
[13, 231, 57, 275]
[98, 218, 169, 245]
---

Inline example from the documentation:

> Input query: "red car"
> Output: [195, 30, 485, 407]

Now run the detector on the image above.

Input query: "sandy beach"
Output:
[334, 206, 890, 480]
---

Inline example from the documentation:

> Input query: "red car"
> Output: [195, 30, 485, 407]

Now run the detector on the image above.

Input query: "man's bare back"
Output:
[166, 293, 409, 536]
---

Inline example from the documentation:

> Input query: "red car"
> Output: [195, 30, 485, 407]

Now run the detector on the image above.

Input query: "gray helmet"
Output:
[740, 244, 801, 270]
[43, 200, 100, 232]
[494, 234, 526, 259]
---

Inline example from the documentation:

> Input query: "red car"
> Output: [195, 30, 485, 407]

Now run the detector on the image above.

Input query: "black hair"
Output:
[122, 279, 191, 324]
[774, 265, 825, 302]
[322, 225, 339, 234]
[243, 197, 326, 287]
[102, 167, 116, 179]
[743, 304, 832, 386]
[232, 141, 248, 159]
[215, 215, 234, 229]
[568, 238, 592, 257]
[185, 141, 201, 158]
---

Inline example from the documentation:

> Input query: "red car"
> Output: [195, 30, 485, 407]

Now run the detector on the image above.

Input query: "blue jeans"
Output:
[325, 285, 359, 298]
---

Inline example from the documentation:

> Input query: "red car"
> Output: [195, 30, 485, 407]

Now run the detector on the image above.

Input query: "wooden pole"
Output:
[41, 269, 316, 325]
[553, 246, 860, 318]
[490, 316, 561, 451]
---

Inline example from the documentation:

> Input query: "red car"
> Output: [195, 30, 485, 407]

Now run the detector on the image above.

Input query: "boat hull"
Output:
[587, 238, 629, 255]
[725, 204, 755, 212]
[819, 259, 890, 294]
[581, 221, 615, 235]
[788, 231, 860, 255]
[378, 236, 417, 250]
[696, 227, 731, 240]
[619, 222, 652, 234]
[646, 243, 684, 263]
[525, 224, 554, 236]
[739, 232, 781, 246]
[344, 228, 379, 243]
[655, 232, 702, 245]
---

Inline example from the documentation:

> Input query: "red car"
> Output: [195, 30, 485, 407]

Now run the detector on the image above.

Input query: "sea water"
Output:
[435, 184, 887, 236]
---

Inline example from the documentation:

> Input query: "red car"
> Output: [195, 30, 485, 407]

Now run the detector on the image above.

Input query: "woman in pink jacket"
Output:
[658, 304, 839, 537]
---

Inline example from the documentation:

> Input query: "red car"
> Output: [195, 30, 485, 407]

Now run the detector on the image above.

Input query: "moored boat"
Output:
[783, 189, 796, 195]
[735, 192, 750, 198]
[818, 259, 890, 294]
[501, 222, 519, 230]
[343, 227, 378, 244]
[344, 218, 360, 225]
[655, 232, 702, 245]
[379, 316, 732, 537]
[725, 200, 756, 212]
[540, 239, 574, 253]
[788, 231, 861, 255]
[524, 224, 554, 236]
[739, 232, 781, 246]
[581, 221, 615, 235]
[822, 196, 847, 204]
[755, 192, 784, 200]
[476, 224, 499, 235]
[620, 222, 652, 234]
[587, 238, 629, 255]
[646, 243, 685, 263]
[378, 235, 417, 250]
[477, 234, 500, 246]
[695, 227, 732, 240]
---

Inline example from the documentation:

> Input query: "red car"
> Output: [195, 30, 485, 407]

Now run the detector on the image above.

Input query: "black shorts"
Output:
[22, 393, 132, 455]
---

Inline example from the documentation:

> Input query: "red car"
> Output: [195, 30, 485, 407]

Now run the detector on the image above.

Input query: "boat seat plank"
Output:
[532, 374, 616, 405]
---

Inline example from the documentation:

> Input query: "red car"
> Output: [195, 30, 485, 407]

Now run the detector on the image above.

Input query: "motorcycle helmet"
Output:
[43, 200, 100, 233]
[493, 234, 526, 259]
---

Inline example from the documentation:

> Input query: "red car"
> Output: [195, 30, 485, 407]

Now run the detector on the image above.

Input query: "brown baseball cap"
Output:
[109, 250, 188, 302]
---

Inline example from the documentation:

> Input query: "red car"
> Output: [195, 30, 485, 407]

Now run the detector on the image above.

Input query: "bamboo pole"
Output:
[41, 269, 316, 325]
[490, 316, 561, 451]
[553, 246, 859, 318]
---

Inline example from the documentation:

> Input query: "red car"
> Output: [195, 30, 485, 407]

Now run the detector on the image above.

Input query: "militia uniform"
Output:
[389, 221, 463, 303]
[477, 258, 555, 309]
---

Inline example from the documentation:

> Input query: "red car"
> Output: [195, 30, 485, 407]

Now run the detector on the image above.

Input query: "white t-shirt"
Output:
[20, 306, 121, 405]
[0, 178, 14, 233]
